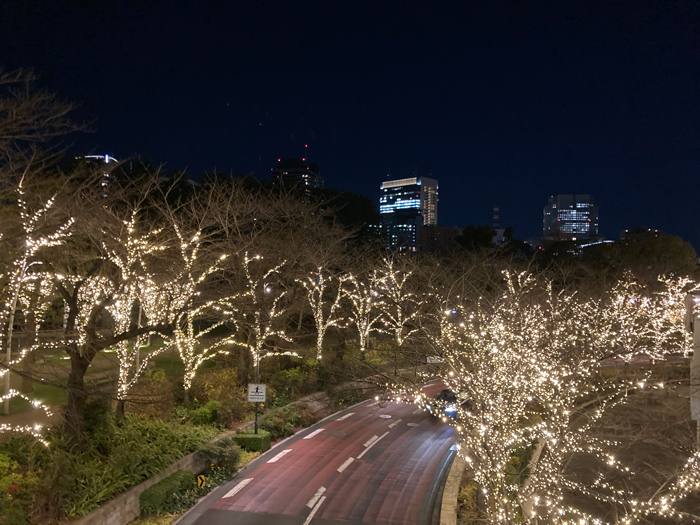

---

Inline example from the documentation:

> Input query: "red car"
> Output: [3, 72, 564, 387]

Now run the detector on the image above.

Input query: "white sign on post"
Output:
[248, 383, 266, 403]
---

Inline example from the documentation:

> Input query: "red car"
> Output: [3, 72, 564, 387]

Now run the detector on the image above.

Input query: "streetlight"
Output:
[686, 291, 700, 446]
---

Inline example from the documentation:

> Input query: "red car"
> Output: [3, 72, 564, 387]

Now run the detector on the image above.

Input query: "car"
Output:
[433, 389, 473, 418]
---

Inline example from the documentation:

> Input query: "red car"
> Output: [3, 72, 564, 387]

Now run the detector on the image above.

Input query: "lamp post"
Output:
[686, 291, 700, 446]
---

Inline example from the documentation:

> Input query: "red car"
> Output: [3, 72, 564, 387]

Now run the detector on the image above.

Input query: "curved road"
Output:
[178, 382, 456, 525]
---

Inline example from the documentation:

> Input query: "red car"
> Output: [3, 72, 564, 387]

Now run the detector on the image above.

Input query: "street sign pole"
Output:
[255, 357, 259, 435]
[248, 374, 266, 436]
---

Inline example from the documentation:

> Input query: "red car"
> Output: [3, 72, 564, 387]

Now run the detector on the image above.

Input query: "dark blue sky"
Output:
[2, 1, 699, 248]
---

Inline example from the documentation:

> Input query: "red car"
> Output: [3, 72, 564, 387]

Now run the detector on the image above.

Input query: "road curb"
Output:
[439, 452, 466, 525]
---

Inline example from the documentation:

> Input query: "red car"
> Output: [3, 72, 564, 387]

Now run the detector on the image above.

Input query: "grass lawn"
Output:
[0, 381, 67, 414]
[153, 351, 219, 378]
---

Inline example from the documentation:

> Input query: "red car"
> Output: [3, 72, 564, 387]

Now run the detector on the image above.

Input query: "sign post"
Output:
[248, 383, 266, 435]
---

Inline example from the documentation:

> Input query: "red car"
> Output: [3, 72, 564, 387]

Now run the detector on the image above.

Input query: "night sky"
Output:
[2, 1, 699, 248]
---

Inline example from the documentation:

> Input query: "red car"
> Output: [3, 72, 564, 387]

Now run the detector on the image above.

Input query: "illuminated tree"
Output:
[376, 256, 421, 347]
[298, 267, 347, 360]
[142, 223, 238, 407]
[344, 269, 383, 355]
[0, 179, 72, 417]
[598, 273, 649, 361]
[396, 268, 700, 524]
[102, 209, 169, 415]
[645, 275, 699, 359]
[227, 252, 296, 370]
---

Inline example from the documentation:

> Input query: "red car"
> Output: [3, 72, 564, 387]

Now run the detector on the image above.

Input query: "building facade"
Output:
[543, 194, 599, 241]
[379, 176, 438, 250]
[270, 158, 324, 190]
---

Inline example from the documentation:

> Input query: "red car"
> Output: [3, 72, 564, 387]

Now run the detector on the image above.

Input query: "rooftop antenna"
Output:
[493, 204, 499, 229]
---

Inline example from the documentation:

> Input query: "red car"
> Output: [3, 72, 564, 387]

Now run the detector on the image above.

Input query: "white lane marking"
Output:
[379, 414, 392, 418]
[306, 486, 326, 508]
[303, 429, 325, 440]
[267, 449, 292, 463]
[363, 435, 378, 447]
[407, 422, 420, 427]
[335, 412, 354, 421]
[412, 408, 424, 415]
[357, 431, 390, 459]
[223, 478, 253, 498]
[304, 495, 326, 525]
[337, 457, 354, 473]
[388, 418, 403, 428]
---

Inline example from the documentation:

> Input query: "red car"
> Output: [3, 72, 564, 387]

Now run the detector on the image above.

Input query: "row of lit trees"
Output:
[390, 264, 699, 524]
[0, 156, 431, 448]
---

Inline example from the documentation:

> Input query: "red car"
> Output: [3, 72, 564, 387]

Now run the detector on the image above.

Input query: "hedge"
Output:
[233, 429, 271, 452]
[140, 470, 195, 515]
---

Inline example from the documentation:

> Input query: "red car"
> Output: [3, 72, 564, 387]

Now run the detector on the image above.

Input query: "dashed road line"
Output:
[412, 407, 424, 415]
[335, 412, 354, 421]
[337, 457, 354, 473]
[306, 486, 326, 508]
[303, 429, 325, 440]
[357, 431, 390, 459]
[388, 418, 403, 428]
[363, 435, 378, 447]
[304, 495, 326, 525]
[223, 478, 253, 499]
[267, 449, 292, 463]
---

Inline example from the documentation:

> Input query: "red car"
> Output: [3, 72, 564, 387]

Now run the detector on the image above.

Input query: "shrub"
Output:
[258, 403, 319, 440]
[190, 401, 222, 426]
[190, 369, 253, 425]
[458, 480, 478, 512]
[196, 438, 242, 474]
[330, 386, 366, 407]
[259, 409, 293, 440]
[6, 414, 219, 520]
[0, 453, 38, 525]
[126, 370, 176, 420]
[233, 430, 271, 452]
[140, 470, 195, 515]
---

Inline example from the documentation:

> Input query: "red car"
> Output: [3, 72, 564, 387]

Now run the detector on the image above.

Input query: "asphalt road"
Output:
[178, 382, 456, 525]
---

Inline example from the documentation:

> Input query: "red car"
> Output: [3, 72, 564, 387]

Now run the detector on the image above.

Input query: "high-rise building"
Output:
[543, 194, 599, 241]
[79, 154, 118, 197]
[270, 158, 324, 190]
[379, 176, 438, 250]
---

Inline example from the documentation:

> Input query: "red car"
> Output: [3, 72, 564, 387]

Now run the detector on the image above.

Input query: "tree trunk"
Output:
[65, 351, 91, 450]
[21, 351, 35, 393]
[21, 309, 37, 393]
[183, 388, 190, 408]
[297, 303, 304, 333]
[116, 398, 126, 420]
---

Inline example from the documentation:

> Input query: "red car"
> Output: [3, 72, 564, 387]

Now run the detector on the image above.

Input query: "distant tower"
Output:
[543, 194, 599, 241]
[270, 158, 324, 190]
[79, 154, 118, 197]
[493, 205, 499, 229]
[379, 175, 438, 250]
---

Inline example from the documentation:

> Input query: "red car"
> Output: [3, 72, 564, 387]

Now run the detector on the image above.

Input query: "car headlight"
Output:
[445, 405, 457, 413]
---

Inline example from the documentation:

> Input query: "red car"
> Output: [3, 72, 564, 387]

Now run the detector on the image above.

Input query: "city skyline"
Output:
[1, 1, 698, 249]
